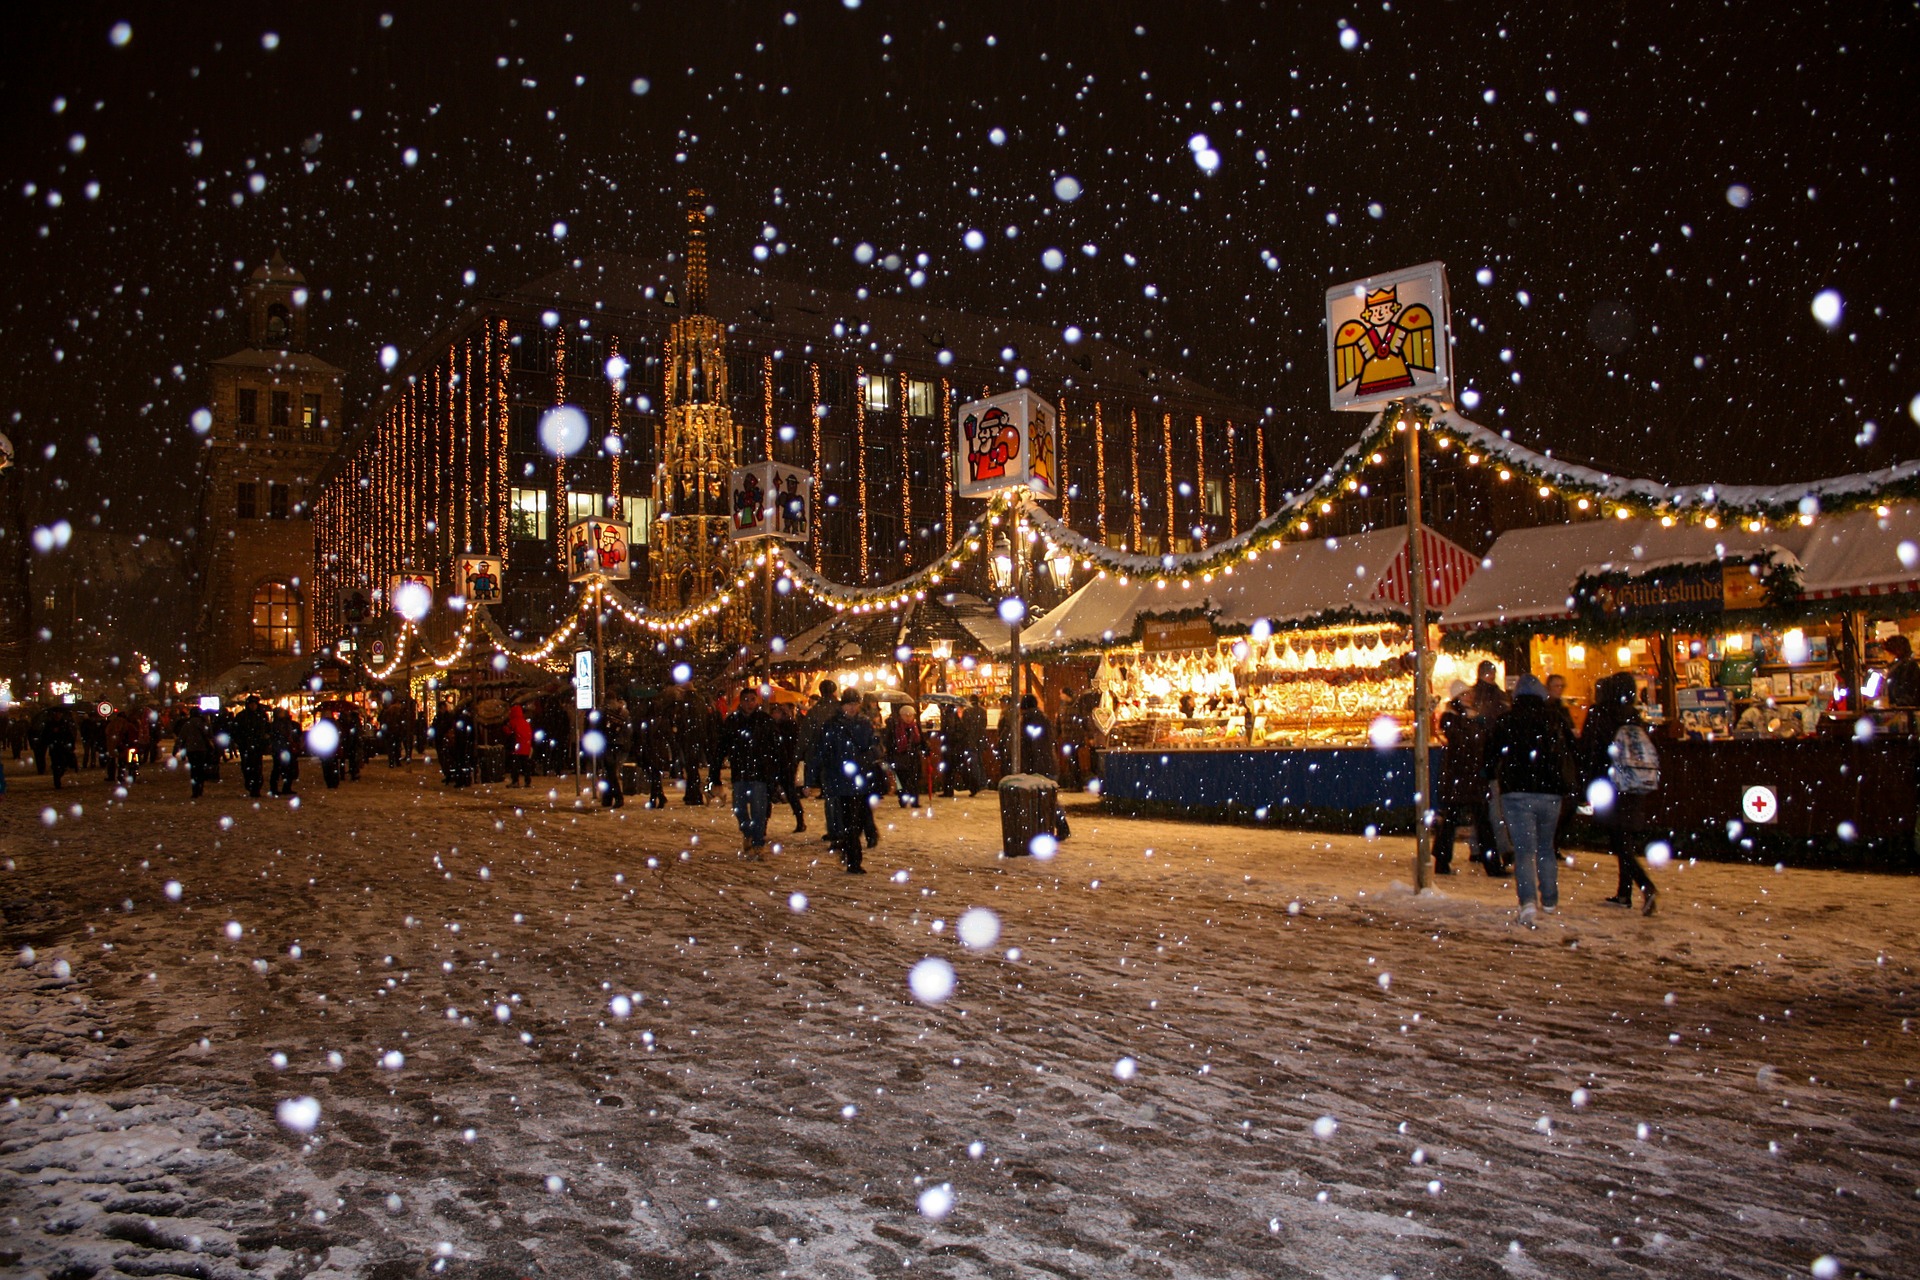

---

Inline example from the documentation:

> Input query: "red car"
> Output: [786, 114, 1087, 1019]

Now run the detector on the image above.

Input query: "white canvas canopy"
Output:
[1795, 504, 1920, 600]
[1441, 504, 1920, 631]
[1438, 520, 1794, 631]
[1023, 525, 1477, 652]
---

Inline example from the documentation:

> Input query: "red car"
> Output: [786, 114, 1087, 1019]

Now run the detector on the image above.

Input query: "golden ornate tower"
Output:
[651, 193, 742, 623]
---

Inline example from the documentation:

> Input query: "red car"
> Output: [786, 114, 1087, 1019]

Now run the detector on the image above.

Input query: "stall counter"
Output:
[1100, 744, 1439, 828]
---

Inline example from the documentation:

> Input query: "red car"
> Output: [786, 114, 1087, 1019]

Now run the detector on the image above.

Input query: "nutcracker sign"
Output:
[567, 518, 632, 582]
[728, 461, 813, 544]
[1326, 261, 1453, 411]
[456, 555, 504, 605]
[955, 389, 1057, 500]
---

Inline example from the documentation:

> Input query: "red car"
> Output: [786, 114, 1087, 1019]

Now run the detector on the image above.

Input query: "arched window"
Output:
[251, 581, 304, 655]
[264, 303, 291, 344]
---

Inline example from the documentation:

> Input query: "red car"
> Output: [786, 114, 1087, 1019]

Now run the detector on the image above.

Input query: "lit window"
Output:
[864, 375, 893, 412]
[1204, 478, 1227, 516]
[567, 492, 612, 525]
[509, 487, 550, 541]
[251, 581, 304, 655]
[907, 379, 936, 417]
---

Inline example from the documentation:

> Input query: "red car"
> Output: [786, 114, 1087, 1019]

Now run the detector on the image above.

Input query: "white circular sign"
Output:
[1741, 785, 1778, 825]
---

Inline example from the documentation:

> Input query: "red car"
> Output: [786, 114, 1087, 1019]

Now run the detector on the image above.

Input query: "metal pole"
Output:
[1404, 403, 1434, 892]
[763, 548, 776, 683]
[1009, 496, 1026, 771]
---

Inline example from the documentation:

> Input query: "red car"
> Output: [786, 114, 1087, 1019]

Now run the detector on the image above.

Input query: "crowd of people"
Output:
[1434, 660, 1663, 926]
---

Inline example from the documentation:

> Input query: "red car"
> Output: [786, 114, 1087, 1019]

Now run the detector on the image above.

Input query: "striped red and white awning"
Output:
[1369, 528, 1479, 611]
[1802, 578, 1920, 602]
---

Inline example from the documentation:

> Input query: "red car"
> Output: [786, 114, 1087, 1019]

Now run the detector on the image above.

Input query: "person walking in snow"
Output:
[233, 695, 270, 798]
[1484, 674, 1578, 927]
[268, 708, 300, 797]
[811, 689, 878, 874]
[175, 709, 216, 799]
[1579, 671, 1660, 915]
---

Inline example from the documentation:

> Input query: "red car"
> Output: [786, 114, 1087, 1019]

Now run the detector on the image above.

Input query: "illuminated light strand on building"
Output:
[1057, 395, 1070, 528]
[939, 378, 955, 552]
[762, 353, 775, 460]
[1227, 420, 1239, 535]
[495, 318, 511, 558]
[898, 371, 912, 568]
[1255, 418, 1268, 516]
[1128, 409, 1142, 551]
[460, 338, 473, 554]
[1162, 411, 1176, 549]
[809, 362, 823, 564]
[1194, 414, 1207, 548]
[1094, 400, 1108, 544]
[552, 327, 568, 573]
[854, 366, 870, 581]
[609, 333, 625, 520]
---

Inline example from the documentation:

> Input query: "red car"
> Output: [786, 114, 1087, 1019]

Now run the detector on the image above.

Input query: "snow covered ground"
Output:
[1, 757, 1914, 1279]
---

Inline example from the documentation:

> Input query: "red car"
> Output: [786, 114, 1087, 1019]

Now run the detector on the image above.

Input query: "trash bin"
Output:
[998, 773, 1059, 858]
[475, 744, 506, 784]
[620, 762, 639, 796]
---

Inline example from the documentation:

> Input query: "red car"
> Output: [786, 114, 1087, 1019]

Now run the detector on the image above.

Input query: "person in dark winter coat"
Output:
[233, 696, 270, 798]
[175, 710, 216, 798]
[810, 689, 878, 873]
[958, 696, 988, 794]
[1485, 674, 1577, 926]
[268, 708, 300, 797]
[1009, 695, 1056, 778]
[768, 699, 805, 831]
[1434, 684, 1494, 876]
[671, 687, 707, 804]
[720, 687, 785, 854]
[42, 707, 79, 789]
[592, 700, 627, 808]
[636, 695, 676, 808]
[1579, 671, 1659, 915]
[798, 680, 839, 792]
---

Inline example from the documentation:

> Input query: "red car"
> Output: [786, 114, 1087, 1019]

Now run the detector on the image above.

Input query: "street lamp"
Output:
[1044, 548, 1075, 593]
[989, 533, 1015, 592]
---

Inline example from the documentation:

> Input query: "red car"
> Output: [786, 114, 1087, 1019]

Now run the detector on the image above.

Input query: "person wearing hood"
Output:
[1484, 674, 1578, 927]
[1434, 681, 1493, 876]
[503, 704, 535, 787]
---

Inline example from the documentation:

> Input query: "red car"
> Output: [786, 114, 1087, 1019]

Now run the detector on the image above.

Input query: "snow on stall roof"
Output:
[1023, 525, 1419, 651]
[1440, 519, 1806, 630]
[1794, 503, 1920, 598]
[1432, 406, 1920, 512]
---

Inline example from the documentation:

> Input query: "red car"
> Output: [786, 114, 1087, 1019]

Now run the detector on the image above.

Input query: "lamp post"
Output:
[990, 500, 1030, 769]
[1402, 402, 1435, 893]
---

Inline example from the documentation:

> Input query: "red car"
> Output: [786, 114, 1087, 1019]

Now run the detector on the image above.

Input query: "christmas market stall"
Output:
[1022, 524, 1497, 827]
[774, 590, 1009, 707]
[1441, 506, 1920, 860]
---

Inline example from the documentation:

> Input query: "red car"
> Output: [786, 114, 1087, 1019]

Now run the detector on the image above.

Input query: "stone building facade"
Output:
[195, 254, 344, 680]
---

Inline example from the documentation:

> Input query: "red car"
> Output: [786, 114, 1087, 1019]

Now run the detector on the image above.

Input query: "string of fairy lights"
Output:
[331, 394, 1920, 684]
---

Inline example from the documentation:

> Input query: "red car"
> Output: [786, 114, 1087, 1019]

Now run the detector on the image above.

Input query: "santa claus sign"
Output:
[1326, 261, 1453, 411]
[954, 389, 1057, 500]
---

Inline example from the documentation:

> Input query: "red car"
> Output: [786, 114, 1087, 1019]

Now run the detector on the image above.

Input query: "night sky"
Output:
[4, 1, 1917, 540]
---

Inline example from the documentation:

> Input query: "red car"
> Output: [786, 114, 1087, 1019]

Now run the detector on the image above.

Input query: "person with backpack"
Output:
[1484, 674, 1579, 927]
[1579, 671, 1660, 915]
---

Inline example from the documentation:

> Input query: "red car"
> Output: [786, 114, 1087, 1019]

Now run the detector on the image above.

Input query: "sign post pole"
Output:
[1404, 402, 1434, 893]
[1009, 494, 1026, 766]
[763, 551, 776, 683]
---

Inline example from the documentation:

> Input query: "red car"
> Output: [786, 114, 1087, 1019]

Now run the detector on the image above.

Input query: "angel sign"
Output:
[1325, 262, 1452, 411]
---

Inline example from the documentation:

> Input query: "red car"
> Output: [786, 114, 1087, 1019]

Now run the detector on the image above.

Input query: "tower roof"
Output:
[250, 251, 306, 284]
[683, 192, 709, 315]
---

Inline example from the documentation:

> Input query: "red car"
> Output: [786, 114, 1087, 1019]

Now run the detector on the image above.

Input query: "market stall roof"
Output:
[777, 591, 1008, 669]
[1023, 525, 1478, 652]
[203, 658, 323, 700]
[1794, 504, 1920, 601]
[1439, 519, 1803, 632]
